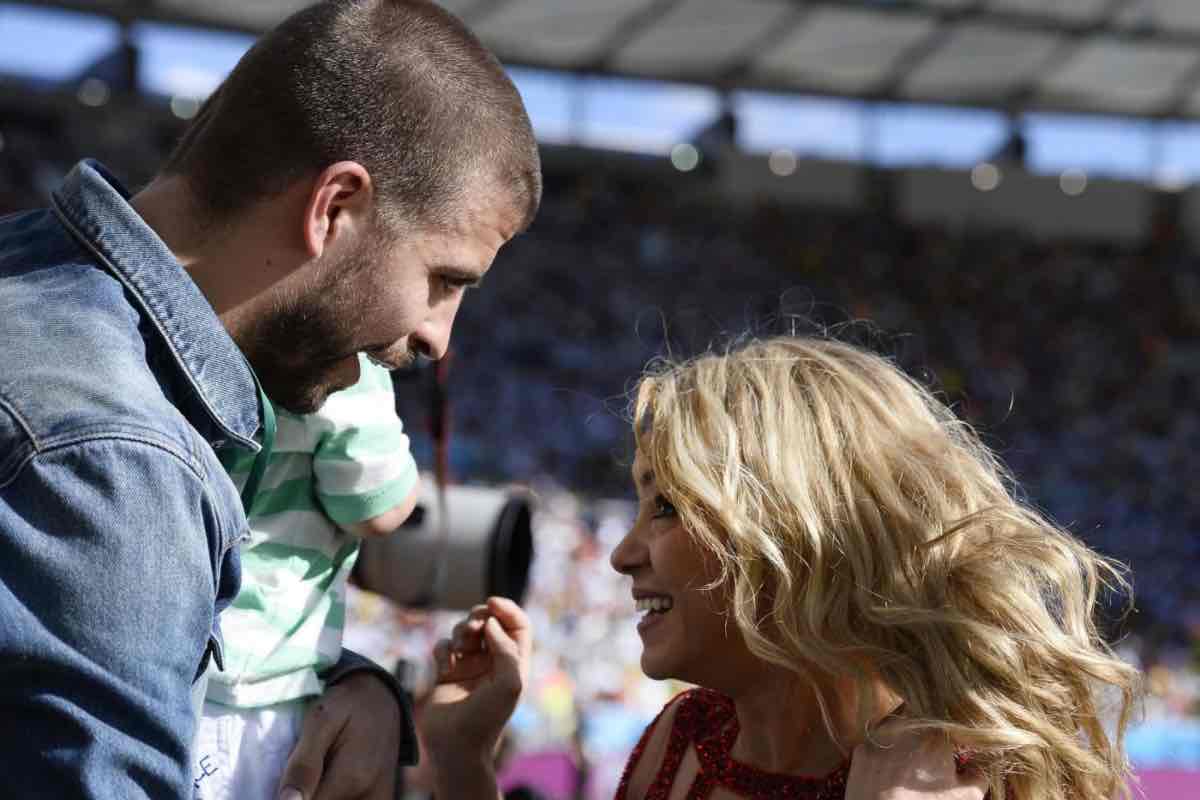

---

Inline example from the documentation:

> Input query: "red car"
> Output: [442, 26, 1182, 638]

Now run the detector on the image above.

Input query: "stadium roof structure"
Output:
[20, 0, 1200, 120]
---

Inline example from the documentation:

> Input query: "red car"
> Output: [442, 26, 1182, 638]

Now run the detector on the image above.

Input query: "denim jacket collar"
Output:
[50, 160, 261, 449]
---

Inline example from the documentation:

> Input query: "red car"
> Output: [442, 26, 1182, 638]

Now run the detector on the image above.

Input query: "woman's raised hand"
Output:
[419, 597, 533, 774]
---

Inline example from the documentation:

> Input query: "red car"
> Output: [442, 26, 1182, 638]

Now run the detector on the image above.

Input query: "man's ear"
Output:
[302, 161, 374, 258]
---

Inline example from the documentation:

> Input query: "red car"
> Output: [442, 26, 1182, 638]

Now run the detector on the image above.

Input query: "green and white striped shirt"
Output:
[207, 355, 418, 708]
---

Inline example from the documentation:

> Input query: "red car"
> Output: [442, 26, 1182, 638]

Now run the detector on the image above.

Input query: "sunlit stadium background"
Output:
[3, 1, 1199, 797]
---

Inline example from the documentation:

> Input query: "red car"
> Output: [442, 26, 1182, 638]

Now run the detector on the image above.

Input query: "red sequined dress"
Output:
[614, 688, 850, 800]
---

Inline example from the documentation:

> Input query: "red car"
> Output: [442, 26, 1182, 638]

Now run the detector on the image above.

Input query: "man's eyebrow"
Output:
[435, 265, 485, 288]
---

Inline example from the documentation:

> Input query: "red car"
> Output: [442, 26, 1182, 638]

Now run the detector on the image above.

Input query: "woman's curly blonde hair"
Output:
[632, 334, 1140, 800]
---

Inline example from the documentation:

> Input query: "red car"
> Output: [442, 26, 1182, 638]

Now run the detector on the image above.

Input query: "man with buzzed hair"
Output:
[0, 1, 540, 797]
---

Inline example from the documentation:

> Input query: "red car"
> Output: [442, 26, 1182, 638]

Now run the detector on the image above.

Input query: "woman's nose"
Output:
[610, 525, 645, 575]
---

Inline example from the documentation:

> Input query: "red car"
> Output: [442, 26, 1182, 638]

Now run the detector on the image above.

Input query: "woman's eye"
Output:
[652, 495, 676, 519]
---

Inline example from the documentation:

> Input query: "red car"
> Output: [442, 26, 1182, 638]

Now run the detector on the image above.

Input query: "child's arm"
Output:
[313, 356, 420, 538]
[340, 479, 420, 538]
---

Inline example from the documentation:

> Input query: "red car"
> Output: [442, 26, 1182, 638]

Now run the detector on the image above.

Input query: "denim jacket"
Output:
[0, 160, 259, 797]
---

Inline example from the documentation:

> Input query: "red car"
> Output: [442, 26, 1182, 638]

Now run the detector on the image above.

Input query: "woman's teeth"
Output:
[636, 596, 673, 614]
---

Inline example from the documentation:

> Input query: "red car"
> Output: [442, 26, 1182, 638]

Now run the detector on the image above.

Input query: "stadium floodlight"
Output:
[1060, 169, 1087, 196]
[769, 149, 798, 177]
[971, 162, 1001, 192]
[670, 143, 701, 172]
[76, 78, 110, 107]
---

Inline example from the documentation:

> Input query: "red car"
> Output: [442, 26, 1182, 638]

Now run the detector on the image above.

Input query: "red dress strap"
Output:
[615, 688, 850, 800]
[614, 689, 695, 800]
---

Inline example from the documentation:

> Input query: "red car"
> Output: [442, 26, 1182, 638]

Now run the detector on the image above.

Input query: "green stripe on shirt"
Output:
[208, 355, 418, 708]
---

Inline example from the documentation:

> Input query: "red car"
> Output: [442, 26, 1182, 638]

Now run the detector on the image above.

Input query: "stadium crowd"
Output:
[374, 167, 1200, 794]
[3, 147, 1198, 792]
[427, 169, 1200, 637]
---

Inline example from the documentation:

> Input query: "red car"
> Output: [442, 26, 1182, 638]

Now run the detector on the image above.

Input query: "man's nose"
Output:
[412, 326, 448, 361]
[413, 302, 460, 361]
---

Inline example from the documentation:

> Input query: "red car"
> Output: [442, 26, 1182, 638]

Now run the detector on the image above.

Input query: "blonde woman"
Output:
[420, 335, 1140, 800]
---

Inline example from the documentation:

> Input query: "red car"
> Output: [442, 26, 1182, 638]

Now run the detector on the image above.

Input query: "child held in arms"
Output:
[195, 353, 420, 799]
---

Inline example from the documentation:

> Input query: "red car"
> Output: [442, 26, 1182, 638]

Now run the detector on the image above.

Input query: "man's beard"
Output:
[237, 252, 368, 414]
[245, 301, 354, 414]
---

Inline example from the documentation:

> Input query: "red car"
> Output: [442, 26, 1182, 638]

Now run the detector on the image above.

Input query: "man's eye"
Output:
[652, 495, 677, 519]
[440, 276, 472, 292]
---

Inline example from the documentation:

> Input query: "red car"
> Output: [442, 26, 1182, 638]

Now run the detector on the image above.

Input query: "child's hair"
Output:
[633, 334, 1140, 799]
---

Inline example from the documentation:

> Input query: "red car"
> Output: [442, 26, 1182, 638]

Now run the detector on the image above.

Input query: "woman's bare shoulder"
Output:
[617, 689, 698, 800]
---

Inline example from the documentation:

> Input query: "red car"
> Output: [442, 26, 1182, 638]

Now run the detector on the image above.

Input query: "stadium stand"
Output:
[3, 1, 1200, 795]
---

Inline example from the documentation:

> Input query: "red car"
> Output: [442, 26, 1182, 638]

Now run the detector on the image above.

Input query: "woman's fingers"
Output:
[477, 599, 534, 708]
[450, 619, 485, 653]
[449, 604, 491, 652]
[433, 636, 489, 684]
[435, 599, 532, 687]
[485, 597, 533, 659]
